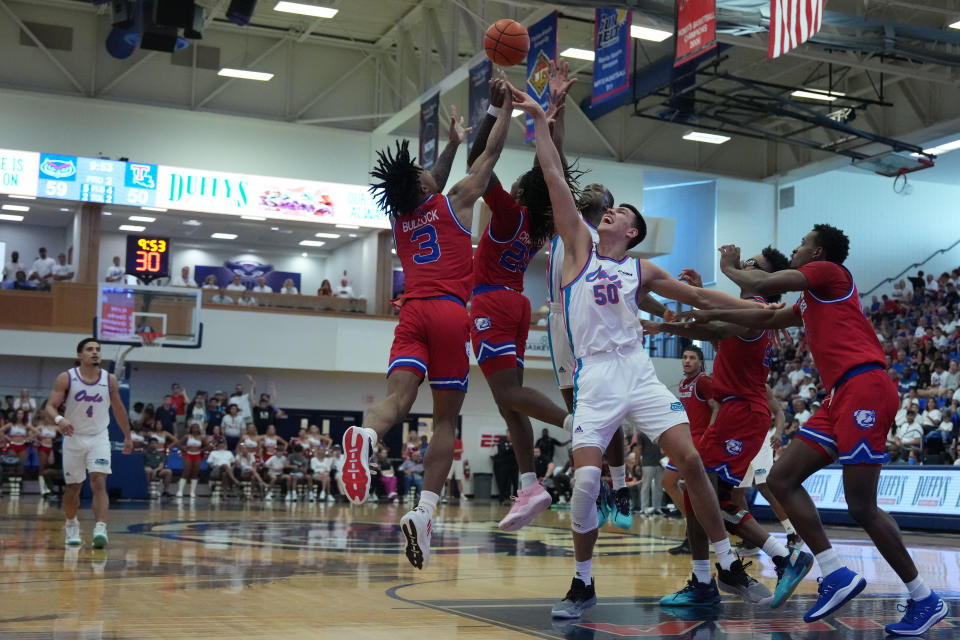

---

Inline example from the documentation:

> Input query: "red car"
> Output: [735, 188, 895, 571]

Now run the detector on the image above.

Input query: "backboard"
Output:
[94, 285, 202, 348]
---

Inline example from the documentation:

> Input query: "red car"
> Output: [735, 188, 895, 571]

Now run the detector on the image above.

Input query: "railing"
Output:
[200, 290, 367, 314]
[859, 237, 960, 298]
[645, 334, 717, 360]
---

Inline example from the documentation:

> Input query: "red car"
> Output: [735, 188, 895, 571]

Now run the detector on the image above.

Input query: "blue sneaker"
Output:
[611, 487, 633, 530]
[597, 482, 612, 528]
[770, 550, 814, 608]
[660, 574, 722, 607]
[803, 567, 866, 622]
[884, 592, 948, 636]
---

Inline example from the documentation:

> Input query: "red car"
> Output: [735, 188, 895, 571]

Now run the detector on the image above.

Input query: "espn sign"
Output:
[481, 433, 505, 448]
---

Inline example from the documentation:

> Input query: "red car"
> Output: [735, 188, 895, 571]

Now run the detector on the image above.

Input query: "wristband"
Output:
[55, 415, 63, 424]
[486, 105, 503, 117]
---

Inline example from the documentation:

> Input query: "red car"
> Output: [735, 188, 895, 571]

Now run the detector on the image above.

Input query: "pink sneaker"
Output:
[498, 483, 552, 531]
[338, 426, 377, 504]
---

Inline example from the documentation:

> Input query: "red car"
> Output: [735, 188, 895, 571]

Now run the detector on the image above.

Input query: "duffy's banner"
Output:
[675, 0, 716, 66]
[419, 91, 440, 171]
[525, 12, 558, 142]
[592, 8, 632, 106]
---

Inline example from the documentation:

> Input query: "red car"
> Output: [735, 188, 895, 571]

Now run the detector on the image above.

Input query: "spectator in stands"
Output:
[142, 439, 174, 496]
[230, 377, 254, 426]
[252, 277, 273, 293]
[637, 430, 663, 515]
[335, 277, 355, 298]
[155, 395, 177, 434]
[445, 428, 465, 502]
[235, 449, 266, 495]
[14, 388, 36, 423]
[220, 403, 244, 450]
[790, 397, 811, 425]
[285, 444, 310, 501]
[890, 409, 924, 463]
[402, 431, 419, 459]
[492, 433, 518, 503]
[535, 428, 568, 462]
[201, 274, 218, 289]
[170, 383, 189, 430]
[226, 274, 246, 292]
[310, 448, 335, 502]
[27, 247, 56, 286]
[280, 278, 299, 295]
[12, 269, 35, 290]
[206, 397, 223, 430]
[238, 290, 258, 307]
[187, 396, 208, 433]
[3, 250, 22, 281]
[908, 270, 925, 293]
[211, 286, 234, 304]
[263, 450, 288, 501]
[50, 253, 74, 282]
[318, 279, 333, 296]
[399, 450, 424, 502]
[104, 256, 124, 282]
[170, 266, 197, 287]
[2, 395, 14, 421]
[207, 439, 237, 494]
[147, 419, 178, 450]
[941, 360, 960, 393]
[252, 393, 285, 434]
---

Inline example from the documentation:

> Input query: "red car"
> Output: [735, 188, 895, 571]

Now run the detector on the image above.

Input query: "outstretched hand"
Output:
[506, 82, 542, 117]
[678, 268, 703, 288]
[489, 68, 508, 108]
[662, 308, 678, 322]
[640, 319, 663, 335]
[548, 58, 577, 105]
[718, 244, 741, 273]
[676, 308, 715, 324]
[447, 105, 469, 145]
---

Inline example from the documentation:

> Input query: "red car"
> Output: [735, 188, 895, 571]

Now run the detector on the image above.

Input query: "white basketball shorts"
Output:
[547, 305, 575, 389]
[63, 431, 112, 483]
[739, 427, 776, 488]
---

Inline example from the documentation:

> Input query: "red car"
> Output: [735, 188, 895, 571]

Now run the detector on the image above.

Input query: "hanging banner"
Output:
[525, 11, 558, 142]
[592, 9, 632, 106]
[419, 91, 440, 171]
[675, 0, 716, 67]
[467, 58, 493, 150]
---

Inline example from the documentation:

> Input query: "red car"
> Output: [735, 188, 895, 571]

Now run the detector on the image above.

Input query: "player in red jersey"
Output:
[340, 85, 516, 571]
[684, 225, 947, 635]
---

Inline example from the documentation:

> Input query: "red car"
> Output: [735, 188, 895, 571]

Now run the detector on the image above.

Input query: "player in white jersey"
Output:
[45, 338, 133, 548]
[510, 84, 771, 618]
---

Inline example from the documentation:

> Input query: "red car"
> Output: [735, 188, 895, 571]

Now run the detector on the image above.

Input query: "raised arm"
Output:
[718, 245, 808, 297]
[681, 306, 803, 329]
[642, 318, 755, 342]
[641, 260, 765, 310]
[108, 374, 133, 453]
[45, 372, 73, 436]
[430, 106, 467, 194]
[637, 294, 674, 320]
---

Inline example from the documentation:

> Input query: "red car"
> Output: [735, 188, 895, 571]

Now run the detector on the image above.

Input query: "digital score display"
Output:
[125, 235, 170, 283]
[37, 153, 158, 206]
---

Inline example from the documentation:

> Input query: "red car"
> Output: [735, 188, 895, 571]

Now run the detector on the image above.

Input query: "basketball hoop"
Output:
[138, 332, 166, 348]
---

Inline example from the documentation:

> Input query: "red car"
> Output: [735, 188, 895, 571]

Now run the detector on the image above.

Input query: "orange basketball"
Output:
[484, 19, 529, 67]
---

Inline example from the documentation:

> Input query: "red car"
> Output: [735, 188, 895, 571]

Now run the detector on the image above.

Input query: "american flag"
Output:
[768, 0, 824, 59]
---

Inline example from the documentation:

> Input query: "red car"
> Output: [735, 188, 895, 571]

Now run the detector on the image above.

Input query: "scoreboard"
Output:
[125, 235, 171, 283]
[37, 153, 158, 206]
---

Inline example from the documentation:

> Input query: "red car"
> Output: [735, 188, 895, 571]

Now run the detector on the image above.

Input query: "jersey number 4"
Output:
[411, 225, 441, 264]
[86, 405, 94, 418]
[593, 283, 620, 305]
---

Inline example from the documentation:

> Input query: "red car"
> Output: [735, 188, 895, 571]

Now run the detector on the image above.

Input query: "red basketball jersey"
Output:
[793, 261, 885, 390]
[712, 329, 773, 409]
[474, 181, 540, 291]
[678, 372, 714, 437]
[392, 193, 473, 303]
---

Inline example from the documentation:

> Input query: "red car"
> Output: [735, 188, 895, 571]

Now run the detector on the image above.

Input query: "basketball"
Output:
[484, 19, 529, 67]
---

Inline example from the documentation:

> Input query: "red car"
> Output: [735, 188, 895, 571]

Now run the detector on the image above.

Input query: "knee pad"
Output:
[571, 466, 601, 534]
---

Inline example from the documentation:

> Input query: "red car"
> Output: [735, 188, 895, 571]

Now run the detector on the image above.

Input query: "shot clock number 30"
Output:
[125, 235, 171, 283]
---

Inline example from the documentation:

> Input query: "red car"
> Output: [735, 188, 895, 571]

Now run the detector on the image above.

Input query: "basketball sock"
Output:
[609, 465, 626, 491]
[712, 538, 736, 571]
[692, 560, 712, 583]
[761, 536, 789, 560]
[189, 479, 198, 495]
[66, 517, 78, 526]
[815, 548, 843, 576]
[575, 559, 592, 584]
[417, 490, 439, 515]
[781, 519, 796, 535]
[906, 577, 932, 601]
[520, 472, 538, 490]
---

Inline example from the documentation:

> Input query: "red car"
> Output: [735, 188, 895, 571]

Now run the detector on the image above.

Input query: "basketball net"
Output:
[138, 332, 166, 348]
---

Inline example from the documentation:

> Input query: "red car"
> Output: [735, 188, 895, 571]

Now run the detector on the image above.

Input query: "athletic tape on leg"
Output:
[571, 465, 601, 533]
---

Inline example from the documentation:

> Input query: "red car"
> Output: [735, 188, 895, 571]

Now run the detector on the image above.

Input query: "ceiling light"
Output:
[141, 206, 167, 212]
[270, 226, 280, 231]
[301, 252, 308, 257]
[241, 215, 267, 221]
[2, 204, 29, 212]
[391, 249, 396, 254]
[211, 233, 238, 240]
[0, 213, 24, 222]
[314, 232, 340, 238]
[631, 25, 672, 42]
[299, 240, 326, 247]
[922, 138, 960, 156]
[949, 20, 960, 29]
[102, 211, 112, 215]
[183, 219, 202, 226]
[128, 215, 156, 222]
[511, 109, 524, 118]
[560, 47, 595, 61]
[790, 89, 845, 102]
[335, 224, 359, 229]
[8, 194, 35, 200]
[348, 233, 358, 238]
[274, 2, 338, 18]
[119, 225, 146, 232]
[218, 68, 274, 82]
[59, 207, 70, 212]
[682, 131, 730, 144]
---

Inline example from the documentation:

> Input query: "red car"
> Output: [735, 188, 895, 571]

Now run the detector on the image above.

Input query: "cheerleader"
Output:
[30, 417, 59, 496]
[261, 424, 287, 463]
[2, 409, 31, 466]
[176, 422, 207, 498]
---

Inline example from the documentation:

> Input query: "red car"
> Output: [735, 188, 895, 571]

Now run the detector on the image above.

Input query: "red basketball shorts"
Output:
[388, 297, 470, 392]
[798, 367, 898, 465]
[697, 399, 771, 486]
[470, 288, 530, 377]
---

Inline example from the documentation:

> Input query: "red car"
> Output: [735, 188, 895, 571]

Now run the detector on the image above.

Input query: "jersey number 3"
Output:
[411, 225, 441, 264]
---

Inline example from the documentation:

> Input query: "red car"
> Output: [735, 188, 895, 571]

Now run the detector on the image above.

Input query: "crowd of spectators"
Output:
[2, 247, 74, 290]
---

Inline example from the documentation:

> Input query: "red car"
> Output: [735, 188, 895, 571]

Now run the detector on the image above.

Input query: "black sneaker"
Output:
[668, 537, 691, 555]
[716, 558, 773, 604]
[787, 533, 805, 551]
[611, 488, 632, 530]
[551, 577, 598, 618]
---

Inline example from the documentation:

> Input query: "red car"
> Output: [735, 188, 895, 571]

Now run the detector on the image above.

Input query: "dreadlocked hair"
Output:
[516, 167, 555, 248]
[760, 245, 790, 303]
[369, 140, 423, 219]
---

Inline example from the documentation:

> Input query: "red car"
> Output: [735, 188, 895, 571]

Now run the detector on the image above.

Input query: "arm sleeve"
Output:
[482, 180, 525, 243]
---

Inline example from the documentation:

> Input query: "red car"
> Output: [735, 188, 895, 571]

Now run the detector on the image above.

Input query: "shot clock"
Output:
[125, 235, 171, 283]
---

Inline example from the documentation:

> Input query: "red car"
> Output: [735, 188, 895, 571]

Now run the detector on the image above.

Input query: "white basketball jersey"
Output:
[64, 368, 111, 436]
[547, 224, 599, 304]
[561, 245, 644, 359]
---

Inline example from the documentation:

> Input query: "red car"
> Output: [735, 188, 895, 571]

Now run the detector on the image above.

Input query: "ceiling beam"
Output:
[196, 36, 289, 108]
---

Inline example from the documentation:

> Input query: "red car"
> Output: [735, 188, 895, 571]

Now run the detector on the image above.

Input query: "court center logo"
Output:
[853, 409, 876, 430]
[724, 439, 743, 456]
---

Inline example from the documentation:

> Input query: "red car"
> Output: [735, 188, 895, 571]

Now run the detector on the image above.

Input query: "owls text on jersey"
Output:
[64, 368, 111, 436]
[547, 224, 599, 304]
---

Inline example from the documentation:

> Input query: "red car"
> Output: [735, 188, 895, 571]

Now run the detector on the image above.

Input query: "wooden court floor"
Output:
[0, 497, 958, 639]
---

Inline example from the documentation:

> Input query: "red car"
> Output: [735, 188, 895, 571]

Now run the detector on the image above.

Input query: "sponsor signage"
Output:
[525, 11, 559, 142]
[592, 8, 632, 106]
[524, 328, 552, 360]
[754, 466, 960, 516]
[0, 148, 39, 197]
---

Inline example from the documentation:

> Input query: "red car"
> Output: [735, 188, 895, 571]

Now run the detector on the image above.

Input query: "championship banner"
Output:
[675, 0, 716, 67]
[467, 58, 492, 150]
[525, 11, 558, 142]
[419, 90, 440, 171]
[592, 8, 632, 106]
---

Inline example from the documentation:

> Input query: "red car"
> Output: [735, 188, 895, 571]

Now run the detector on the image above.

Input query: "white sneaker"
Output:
[92, 522, 108, 549]
[558, 495, 568, 505]
[339, 426, 377, 504]
[400, 506, 433, 570]
[265, 491, 274, 501]
[326, 494, 335, 503]
[318, 490, 326, 500]
[284, 493, 292, 502]
[291, 493, 298, 502]
[65, 520, 81, 547]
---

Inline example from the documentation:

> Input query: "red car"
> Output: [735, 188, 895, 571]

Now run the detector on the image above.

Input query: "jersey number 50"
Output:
[593, 284, 620, 305]
[411, 225, 441, 264]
